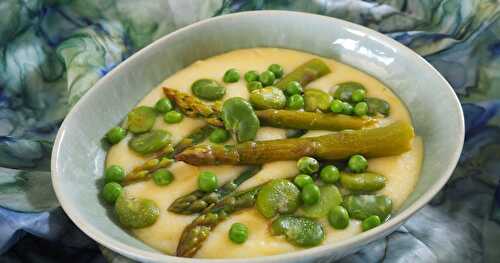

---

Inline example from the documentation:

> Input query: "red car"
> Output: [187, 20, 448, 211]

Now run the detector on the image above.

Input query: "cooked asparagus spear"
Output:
[173, 125, 215, 155]
[123, 157, 174, 184]
[163, 87, 223, 126]
[256, 109, 376, 130]
[275, 58, 331, 90]
[168, 166, 261, 214]
[176, 186, 261, 257]
[176, 121, 414, 165]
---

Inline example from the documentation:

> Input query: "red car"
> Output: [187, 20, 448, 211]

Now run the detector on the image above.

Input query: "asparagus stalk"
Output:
[124, 157, 174, 184]
[176, 121, 414, 166]
[173, 125, 215, 155]
[275, 58, 331, 90]
[168, 166, 261, 214]
[256, 109, 376, 131]
[163, 87, 223, 127]
[176, 186, 261, 257]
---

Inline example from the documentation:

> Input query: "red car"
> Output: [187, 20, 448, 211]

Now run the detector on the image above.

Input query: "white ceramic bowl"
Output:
[51, 11, 464, 262]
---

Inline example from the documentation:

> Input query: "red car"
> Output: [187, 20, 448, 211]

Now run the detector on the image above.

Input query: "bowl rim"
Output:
[51, 10, 465, 262]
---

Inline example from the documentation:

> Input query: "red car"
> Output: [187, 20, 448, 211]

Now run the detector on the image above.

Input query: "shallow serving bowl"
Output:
[51, 11, 464, 263]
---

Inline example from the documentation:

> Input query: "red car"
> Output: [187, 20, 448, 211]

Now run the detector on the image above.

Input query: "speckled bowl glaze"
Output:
[51, 11, 464, 263]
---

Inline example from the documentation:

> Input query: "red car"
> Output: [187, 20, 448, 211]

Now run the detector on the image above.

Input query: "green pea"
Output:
[244, 70, 259, 82]
[328, 206, 350, 229]
[164, 111, 183, 124]
[208, 128, 230, 144]
[249, 86, 286, 110]
[366, 97, 391, 116]
[271, 216, 324, 247]
[229, 223, 249, 244]
[127, 106, 157, 134]
[223, 69, 240, 83]
[287, 94, 305, 110]
[304, 88, 332, 112]
[340, 172, 386, 192]
[259, 70, 276, 86]
[128, 130, 171, 155]
[333, 82, 366, 102]
[152, 169, 174, 186]
[348, 154, 368, 173]
[102, 182, 123, 204]
[268, 64, 284, 78]
[154, 98, 173, 113]
[105, 127, 127, 144]
[191, 79, 226, 101]
[320, 165, 340, 184]
[351, 89, 366, 102]
[300, 185, 342, 218]
[301, 183, 321, 206]
[342, 195, 393, 221]
[362, 215, 381, 231]
[247, 81, 263, 92]
[297, 156, 319, 174]
[285, 81, 303, 96]
[294, 174, 314, 189]
[329, 99, 344, 113]
[354, 102, 368, 116]
[105, 165, 125, 183]
[198, 171, 218, 192]
[256, 179, 300, 218]
[342, 102, 353, 115]
[114, 195, 160, 228]
[222, 97, 260, 142]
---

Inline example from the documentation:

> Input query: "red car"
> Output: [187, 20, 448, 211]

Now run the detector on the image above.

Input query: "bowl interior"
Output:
[52, 11, 464, 262]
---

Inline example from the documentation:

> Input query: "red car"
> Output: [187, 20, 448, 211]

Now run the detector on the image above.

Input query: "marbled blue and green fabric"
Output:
[1, 0, 499, 262]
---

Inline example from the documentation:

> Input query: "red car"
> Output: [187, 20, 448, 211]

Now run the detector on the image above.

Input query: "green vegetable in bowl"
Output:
[208, 128, 230, 144]
[297, 156, 319, 174]
[102, 182, 123, 204]
[223, 69, 240, 83]
[293, 174, 314, 189]
[105, 127, 127, 144]
[276, 58, 331, 90]
[301, 183, 321, 206]
[128, 130, 171, 155]
[300, 185, 342, 218]
[304, 88, 332, 112]
[287, 94, 305, 110]
[340, 172, 386, 192]
[271, 215, 324, 247]
[114, 194, 160, 228]
[164, 111, 183, 123]
[348, 154, 368, 173]
[367, 97, 391, 116]
[222, 97, 260, 142]
[351, 89, 366, 102]
[268, 64, 284, 78]
[105, 165, 125, 183]
[256, 179, 300, 218]
[362, 215, 381, 231]
[152, 169, 174, 186]
[342, 102, 353, 115]
[354, 102, 369, 116]
[244, 70, 259, 82]
[247, 81, 263, 92]
[343, 195, 393, 221]
[154, 98, 173, 113]
[127, 106, 157, 134]
[229, 223, 249, 244]
[249, 87, 286, 110]
[285, 81, 303, 96]
[191, 79, 226, 101]
[333, 82, 366, 102]
[328, 205, 350, 229]
[329, 99, 344, 113]
[259, 70, 276, 86]
[198, 171, 218, 192]
[319, 165, 340, 184]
